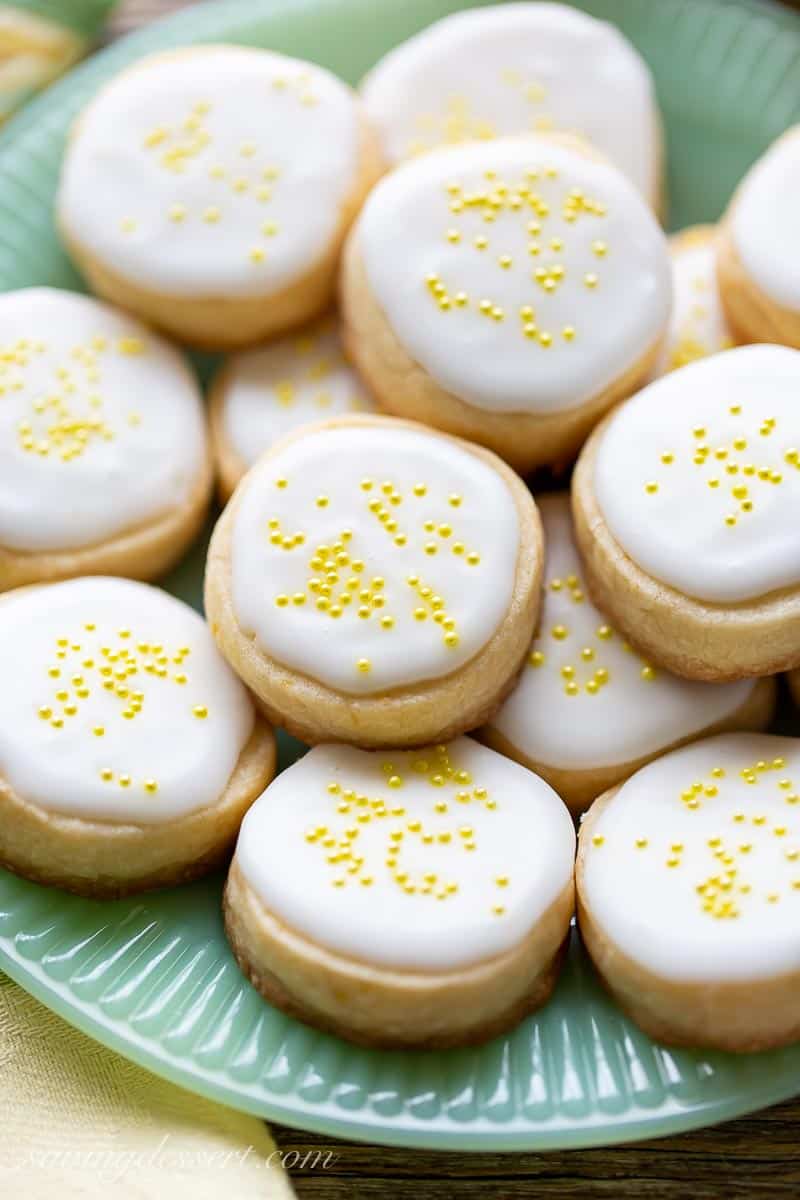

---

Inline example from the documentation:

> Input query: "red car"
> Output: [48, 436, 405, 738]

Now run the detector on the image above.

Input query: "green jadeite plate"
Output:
[1, 0, 800, 1151]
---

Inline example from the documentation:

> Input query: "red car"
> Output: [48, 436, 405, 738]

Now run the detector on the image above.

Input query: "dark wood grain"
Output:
[105, 1, 800, 1194]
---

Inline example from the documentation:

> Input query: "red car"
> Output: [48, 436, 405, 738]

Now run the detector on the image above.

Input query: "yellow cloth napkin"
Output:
[0, 971, 295, 1199]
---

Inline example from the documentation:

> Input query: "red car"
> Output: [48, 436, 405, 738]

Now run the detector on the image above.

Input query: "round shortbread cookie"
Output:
[205, 413, 542, 747]
[652, 226, 734, 377]
[225, 736, 575, 1047]
[361, 2, 662, 209]
[210, 316, 375, 500]
[0, 287, 211, 592]
[573, 344, 800, 680]
[341, 135, 671, 472]
[483, 494, 775, 814]
[578, 733, 800, 1051]
[718, 126, 800, 349]
[58, 45, 381, 348]
[0, 577, 275, 896]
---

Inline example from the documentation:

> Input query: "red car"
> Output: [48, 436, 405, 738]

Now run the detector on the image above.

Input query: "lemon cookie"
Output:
[341, 135, 671, 473]
[205, 414, 542, 748]
[58, 46, 381, 349]
[573, 345, 800, 681]
[0, 288, 211, 593]
[210, 316, 374, 501]
[578, 733, 800, 1051]
[0, 577, 275, 897]
[718, 127, 800, 349]
[0, 4, 85, 126]
[361, 3, 663, 210]
[483, 494, 775, 815]
[225, 737, 575, 1047]
[652, 226, 733, 377]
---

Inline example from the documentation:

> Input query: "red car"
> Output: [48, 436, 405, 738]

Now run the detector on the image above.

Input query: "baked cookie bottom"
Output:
[0, 442, 214, 593]
[717, 216, 800, 350]
[577, 787, 800, 1052]
[789, 670, 800, 707]
[340, 238, 664, 476]
[223, 859, 574, 1049]
[480, 674, 776, 817]
[204, 414, 543, 749]
[572, 417, 800, 681]
[0, 720, 275, 898]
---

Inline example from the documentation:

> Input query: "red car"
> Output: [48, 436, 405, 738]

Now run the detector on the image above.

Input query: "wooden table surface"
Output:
[101, 1, 800, 1194]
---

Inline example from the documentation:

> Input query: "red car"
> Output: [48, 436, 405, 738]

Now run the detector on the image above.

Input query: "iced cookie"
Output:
[210, 316, 374, 501]
[205, 414, 542, 748]
[718, 127, 800, 349]
[578, 733, 800, 1051]
[482, 495, 775, 815]
[361, 3, 662, 210]
[58, 46, 381, 349]
[0, 288, 211, 593]
[341, 135, 671, 473]
[225, 737, 575, 1047]
[573, 345, 800, 681]
[0, 3, 85, 126]
[652, 226, 733, 377]
[0, 577, 275, 897]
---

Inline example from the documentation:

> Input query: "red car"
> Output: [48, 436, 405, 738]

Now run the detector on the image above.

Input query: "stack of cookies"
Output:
[2, 4, 799, 1054]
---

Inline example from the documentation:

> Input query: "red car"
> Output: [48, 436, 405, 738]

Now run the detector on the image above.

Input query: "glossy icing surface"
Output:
[0, 288, 206, 552]
[236, 737, 575, 970]
[582, 734, 800, 981]
[229, 423, 522, 693]
[732, 129, 800, 311]
[59, 46, 360, 297]
[594, 345, 800, 602]
[361, 2, 660, 203]
[357, 136, 670, 414]
[0, 578, 254, 823]
[491, 495, 754, 770]
[220, 319, 373, 470]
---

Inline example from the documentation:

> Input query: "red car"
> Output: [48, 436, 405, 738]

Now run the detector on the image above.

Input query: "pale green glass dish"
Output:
[1, 0, 800, 1151]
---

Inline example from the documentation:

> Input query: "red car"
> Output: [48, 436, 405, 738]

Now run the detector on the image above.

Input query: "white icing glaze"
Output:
[731, 129, 800, 311]
[491, 494, 754, 771]
[357, 136, 671, 414]
[59, 46, 360, 298]
[220, 318, 374, 469]
[361, 2, 660, 204]
[0, 288, 206, 552]
[229, 423, 520, 694]
[594, 345, 800, 603]
[236, 737, 575, 971]
[582, 733, 800, 982]
[653, 236, 733, 377]
[0, 577, 254, 823]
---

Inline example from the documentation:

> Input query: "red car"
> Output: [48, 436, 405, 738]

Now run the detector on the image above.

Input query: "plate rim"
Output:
[4, 928, 800, 1152]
